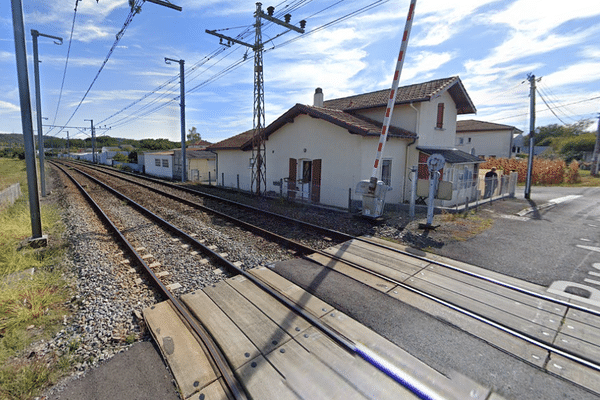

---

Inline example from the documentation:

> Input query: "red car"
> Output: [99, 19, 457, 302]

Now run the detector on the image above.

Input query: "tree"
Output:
[112, 153, 129, 162]
[187, 126, 200, 143]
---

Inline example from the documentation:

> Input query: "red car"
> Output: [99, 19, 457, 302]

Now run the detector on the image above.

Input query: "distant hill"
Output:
[0, 133, 25, 147]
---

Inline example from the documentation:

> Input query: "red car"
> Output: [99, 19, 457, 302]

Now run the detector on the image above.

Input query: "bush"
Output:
[480, 157, 579, 185]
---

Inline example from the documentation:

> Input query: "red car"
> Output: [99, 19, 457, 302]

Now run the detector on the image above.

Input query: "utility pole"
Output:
[524, 74, 539, 200]
[206, 3, 305, 194]
[66, 131, 70, 159]
[11, 0, 45, 244]
[85, 119, 96, 163]
[591, 114, 600, 177]
[32, 30, 62, 198]
[165, 57, 186, 182]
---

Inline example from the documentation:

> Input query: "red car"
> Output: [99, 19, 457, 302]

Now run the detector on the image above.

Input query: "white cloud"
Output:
[0, 100, 20, 113]
[543, 61, 600, 87]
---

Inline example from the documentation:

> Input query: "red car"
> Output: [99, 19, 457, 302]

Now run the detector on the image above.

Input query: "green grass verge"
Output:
[0, 158, 73, 400]
[0, 158, 28, 192]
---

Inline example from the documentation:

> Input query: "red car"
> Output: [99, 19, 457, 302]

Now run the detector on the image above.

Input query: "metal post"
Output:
[31, 30, 62, 198]
[591, 114, 600, 177]
[11, 0, 43, 240]
[426, 171, 439, 226]
[85, 119, 96, 163]
[525, 74, 536, 199]
[165, 57, 186, 182]
[66, 131, 70, 158]
[409, 166, 417, 218]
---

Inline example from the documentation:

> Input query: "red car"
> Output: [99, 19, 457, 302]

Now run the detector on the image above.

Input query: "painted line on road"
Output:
[589, 271, 600, 277]
[580, 238, 592, 242]
[584, 278, 600, 286]
[577, 245, 600, 253]
[498, 214, 530, 221]
[517, 194, 582, 217]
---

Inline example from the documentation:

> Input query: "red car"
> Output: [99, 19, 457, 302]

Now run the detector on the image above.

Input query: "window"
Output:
[436, 103, 444, 129]
[162, 159, 169, 167]
[458, 137, 464, 145]
[381, 159, 392, 186]
[155, 159, 161, 167]
[468, 137, 472, 143]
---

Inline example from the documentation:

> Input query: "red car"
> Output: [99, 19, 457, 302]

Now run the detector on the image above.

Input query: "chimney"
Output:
[313, 87, 323, 107]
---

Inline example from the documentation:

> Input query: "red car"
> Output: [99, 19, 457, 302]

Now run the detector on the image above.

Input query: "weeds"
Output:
[0, 158, 72, 399]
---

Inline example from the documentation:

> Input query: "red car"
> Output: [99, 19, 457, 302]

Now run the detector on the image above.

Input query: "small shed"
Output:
[144, 150, 174, 179]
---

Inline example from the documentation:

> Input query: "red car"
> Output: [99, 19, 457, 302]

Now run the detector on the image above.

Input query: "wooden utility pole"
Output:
[591, 114, 600, 177]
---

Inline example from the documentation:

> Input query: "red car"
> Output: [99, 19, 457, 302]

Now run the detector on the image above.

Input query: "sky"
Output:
[1, 0, 599, 145]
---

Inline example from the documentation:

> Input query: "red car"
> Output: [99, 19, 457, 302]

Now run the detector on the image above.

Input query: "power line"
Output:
[47, 0, 80, 135]
[55, 0, 146, 135]
[90, 1, 389, 131]
[537, 89, 568, 125]
[490, 95, 600, 122]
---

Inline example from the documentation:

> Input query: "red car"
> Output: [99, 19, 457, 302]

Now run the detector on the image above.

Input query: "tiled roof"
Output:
[189, 140, 213, 148]
[457, 119, 522, 133]
[262, 104, 415, 142]
[323, 76, 476, 114]
[417, 146, 483, 164]
[207, 129, 254, 150]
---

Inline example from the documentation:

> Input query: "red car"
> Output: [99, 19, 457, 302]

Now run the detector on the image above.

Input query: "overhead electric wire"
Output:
[537, 82, 579, 122]
[491, 95, 600, 123]
[94, 0, 389, 130]
[47, 0, 80, 136]
[55, 0, 145, 136]
[537, 89, 568, 125]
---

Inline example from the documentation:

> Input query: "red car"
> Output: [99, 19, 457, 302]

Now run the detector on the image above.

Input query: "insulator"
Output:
[267, 6, 274, 16]
[284, 13, 291, 23]
[300, 20, 306, 29]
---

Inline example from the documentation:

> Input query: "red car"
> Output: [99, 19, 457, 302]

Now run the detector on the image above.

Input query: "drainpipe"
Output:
[403, 102, 420, 199]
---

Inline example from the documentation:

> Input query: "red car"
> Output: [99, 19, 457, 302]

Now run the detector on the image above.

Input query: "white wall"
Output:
[415, 91, 458, 148]
[144, 153, 173, 179]
[456, 131, 512, 158]
[218, 149, 252, 190]
[263, 114, 409, 208]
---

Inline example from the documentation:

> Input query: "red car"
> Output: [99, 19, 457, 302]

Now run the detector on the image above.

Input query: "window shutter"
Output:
[436, 103, 444, 129]
[311, 159, 321, 203]
[288, 158, 297, 199]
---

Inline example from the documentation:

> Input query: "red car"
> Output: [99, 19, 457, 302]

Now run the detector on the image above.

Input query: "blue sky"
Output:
[1, 0, 599, 144]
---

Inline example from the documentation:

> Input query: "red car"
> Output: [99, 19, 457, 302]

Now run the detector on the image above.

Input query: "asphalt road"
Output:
[435, 186, 600, 305]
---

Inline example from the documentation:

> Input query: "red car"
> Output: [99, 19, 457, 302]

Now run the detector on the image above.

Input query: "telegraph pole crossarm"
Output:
[145, 0, 182, 11]
[31, 29, 63, 198]
[205, 30, 254, 49]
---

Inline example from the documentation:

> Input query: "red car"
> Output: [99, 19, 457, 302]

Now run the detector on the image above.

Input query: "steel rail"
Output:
[52, 162, 249, 400]
[53, 161, 453, 400]
[63, 160, 354, 241]
[57, 161, 600, 383]
[70, 161, 600, 320]
[356, 236, 600, 318]
[309, 242, 600, 375]
[64, 161, 324, 255]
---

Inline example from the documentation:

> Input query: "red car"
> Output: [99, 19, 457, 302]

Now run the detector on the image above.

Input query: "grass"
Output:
[562, 169, 600, 187]
[0, 158, 73, 400]
[0, 158, 28, 192]
[437, 210, 494, 242]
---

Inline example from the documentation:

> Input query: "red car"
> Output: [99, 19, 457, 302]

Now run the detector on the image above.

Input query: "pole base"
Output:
[418, 223, 439, 231]
[28, 235, 48, 248]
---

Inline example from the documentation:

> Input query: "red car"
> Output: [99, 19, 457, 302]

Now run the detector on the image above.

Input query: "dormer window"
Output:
[436, 103, 444, 129]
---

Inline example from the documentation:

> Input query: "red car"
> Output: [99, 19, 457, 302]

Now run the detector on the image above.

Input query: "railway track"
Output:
[52, 160, 600, 398]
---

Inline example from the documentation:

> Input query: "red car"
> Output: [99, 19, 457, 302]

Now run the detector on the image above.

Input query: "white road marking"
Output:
[499, 214, 530, 221]
[580, 238, 592, 242]
[589, 271, 600, 277]
[584, 278, 600, 286]
[577, 245, 600, 253]
[594, 263, 600, 270]
[548, 195, 582, 204]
